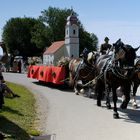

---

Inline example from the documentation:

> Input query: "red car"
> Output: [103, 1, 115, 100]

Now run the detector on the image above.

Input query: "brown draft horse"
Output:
[95, 39, 139, 119]
[68, 51, 99, 97]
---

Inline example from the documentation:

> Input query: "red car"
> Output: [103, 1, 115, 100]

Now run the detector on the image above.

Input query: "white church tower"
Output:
[64, 12, 79, 58]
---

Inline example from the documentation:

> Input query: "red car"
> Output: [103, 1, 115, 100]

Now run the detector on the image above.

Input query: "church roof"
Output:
[66, 12, 78, 25]
[43, 41, 65, 55]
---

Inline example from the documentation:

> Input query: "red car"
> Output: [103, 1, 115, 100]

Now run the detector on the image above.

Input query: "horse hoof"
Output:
[113, 113, 119, 119]
[133, 104, 138, 109]
[97, 101, 101, 107]
[75, 92, 79, 95]
[120, 103, 127, 109]
[106, 104, 111, 109]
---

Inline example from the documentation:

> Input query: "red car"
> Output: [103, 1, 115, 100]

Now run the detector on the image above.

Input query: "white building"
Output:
[43, 13, 79, 66]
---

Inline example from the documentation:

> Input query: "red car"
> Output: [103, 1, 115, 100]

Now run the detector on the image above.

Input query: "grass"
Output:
[0, 82, 41, 140]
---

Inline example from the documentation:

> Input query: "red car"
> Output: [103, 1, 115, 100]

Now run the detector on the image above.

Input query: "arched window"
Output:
[73, 29, 76, 35]
[67, 29, 69, 35]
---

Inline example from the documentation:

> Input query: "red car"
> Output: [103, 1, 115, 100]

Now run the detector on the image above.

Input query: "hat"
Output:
[104, 37, 109, 41]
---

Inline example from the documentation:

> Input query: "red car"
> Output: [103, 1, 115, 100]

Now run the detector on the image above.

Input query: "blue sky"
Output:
[0, 0, 140, 54]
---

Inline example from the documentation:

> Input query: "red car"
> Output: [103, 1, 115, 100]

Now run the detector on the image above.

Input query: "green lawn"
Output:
[0, 82, 40, 140]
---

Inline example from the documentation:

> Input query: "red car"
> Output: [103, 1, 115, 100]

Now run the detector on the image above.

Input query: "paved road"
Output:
[3, 72, 140, 140]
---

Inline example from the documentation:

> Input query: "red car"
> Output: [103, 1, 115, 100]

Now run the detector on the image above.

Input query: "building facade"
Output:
[64, 13, 79, 58]
[43, 13, 79, 65]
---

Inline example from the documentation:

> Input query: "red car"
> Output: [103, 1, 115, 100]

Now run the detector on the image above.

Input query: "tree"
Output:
[39, 7, 98, 54]
[2, 7, 98, 59]
[39, 7, 72, 42]
[79, 27, 98, 53]
[2, 17, 48, 57]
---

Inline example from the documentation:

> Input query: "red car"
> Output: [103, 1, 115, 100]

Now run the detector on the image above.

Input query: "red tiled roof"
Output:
[43, 41, 65, 55]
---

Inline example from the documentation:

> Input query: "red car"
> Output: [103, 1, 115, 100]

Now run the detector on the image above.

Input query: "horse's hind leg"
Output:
[106, 93, 111, 109]
[131, 83, 138, 109]
[74, 80, 83, 95]
[105, 85, 111, 109]
[74, 82, 79, 95]
[112, 89, 119, 119]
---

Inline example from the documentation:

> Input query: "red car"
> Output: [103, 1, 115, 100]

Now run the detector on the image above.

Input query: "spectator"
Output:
[0, 75, 19, 109]
[18, 60, 22, 73]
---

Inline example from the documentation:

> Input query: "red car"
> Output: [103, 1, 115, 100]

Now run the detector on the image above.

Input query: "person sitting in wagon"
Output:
[100, 37, 112, 55]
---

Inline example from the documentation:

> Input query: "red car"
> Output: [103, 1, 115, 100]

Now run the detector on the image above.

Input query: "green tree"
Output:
[39, 6, 98, 54]
[2, 17, 48, 57]
[39, 7, 72, 42]
[79, 27, 98, 53]
[31, 20, 49, 49]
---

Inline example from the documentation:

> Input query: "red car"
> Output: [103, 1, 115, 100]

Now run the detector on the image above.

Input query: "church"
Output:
[43, 13, 79, 66]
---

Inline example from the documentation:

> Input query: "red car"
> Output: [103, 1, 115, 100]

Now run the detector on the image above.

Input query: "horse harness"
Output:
[74, 61, 96, 81]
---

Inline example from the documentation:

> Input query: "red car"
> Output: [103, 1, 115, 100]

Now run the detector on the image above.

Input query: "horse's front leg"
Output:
[131, 83, 138, 109]
[120, 83, 131, 109]
[74, 80, 85, 95]
[112, 88, 119, 119]
[105, 85, 111, 109]
[74, 81, 79, 95]
[106, 92, 111, 109]
[95, 79, 103, 106]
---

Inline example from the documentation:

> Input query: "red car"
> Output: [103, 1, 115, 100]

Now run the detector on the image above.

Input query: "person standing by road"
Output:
[17, 60, 22, 73]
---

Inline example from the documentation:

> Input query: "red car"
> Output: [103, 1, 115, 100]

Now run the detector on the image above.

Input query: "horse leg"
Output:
[74, 81, 79, 95]
[106, 93, 111, 109]
[112, 88, 119, 119]
[74, 79, 85, 95]
[120, 83, 131, 109]
[131, 83, 138, 109]
[105, 85, 111, 109]
[87, 87, 93, 98]
[95, 79, 103, 106]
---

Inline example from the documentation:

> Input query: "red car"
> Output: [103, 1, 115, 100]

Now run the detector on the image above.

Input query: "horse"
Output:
[130, 56, 140, 108]
[94, 39, 139, 118]
[68, 51, 99, 97]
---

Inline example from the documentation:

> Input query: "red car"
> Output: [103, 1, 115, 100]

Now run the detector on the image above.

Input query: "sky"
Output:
[1, 0, 140, 55]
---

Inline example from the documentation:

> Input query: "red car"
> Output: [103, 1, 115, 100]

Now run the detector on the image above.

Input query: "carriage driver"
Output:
[100, 37, 112, 55]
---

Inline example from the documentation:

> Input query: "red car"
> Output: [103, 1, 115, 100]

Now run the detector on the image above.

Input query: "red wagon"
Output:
[27, 65, 66, 85]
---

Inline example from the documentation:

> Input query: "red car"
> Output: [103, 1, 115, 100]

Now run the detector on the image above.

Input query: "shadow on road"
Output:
[118, 107, 140, 123]
[32, 81, 140, 124]
[32, 81, 73, 92]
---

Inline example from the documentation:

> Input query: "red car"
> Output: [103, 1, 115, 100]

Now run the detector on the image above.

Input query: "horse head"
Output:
[113, 39, 139, 68]
[87, 51, 100, 65]
[113, 39, 125, 60]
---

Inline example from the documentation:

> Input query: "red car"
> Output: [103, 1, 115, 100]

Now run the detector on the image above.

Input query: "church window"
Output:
[73, 29, 76, 34]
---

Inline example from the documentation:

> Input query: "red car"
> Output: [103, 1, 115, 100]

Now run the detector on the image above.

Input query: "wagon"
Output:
[27, 65, 67, 85]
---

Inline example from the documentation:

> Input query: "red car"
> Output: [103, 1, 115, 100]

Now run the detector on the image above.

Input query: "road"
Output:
[3, 72, 140, 140]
